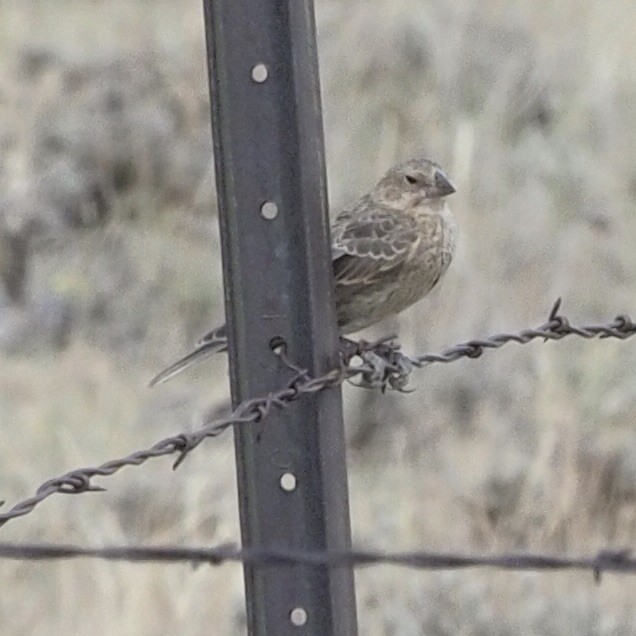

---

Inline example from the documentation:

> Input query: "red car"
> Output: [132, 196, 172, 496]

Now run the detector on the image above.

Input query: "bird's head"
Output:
[373, 157, 455, 209]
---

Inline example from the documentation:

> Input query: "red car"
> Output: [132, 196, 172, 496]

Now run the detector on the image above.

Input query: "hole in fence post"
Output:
[280, 472, 297, 492]
[290, 607, 308, 627]
[251, 63, 268, 83]
[261, 201, 278, 219]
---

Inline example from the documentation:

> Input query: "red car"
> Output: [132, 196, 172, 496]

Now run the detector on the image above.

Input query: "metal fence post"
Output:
[202, 1, 358, 634]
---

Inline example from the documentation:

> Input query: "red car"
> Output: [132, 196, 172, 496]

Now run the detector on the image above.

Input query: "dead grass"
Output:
[1, 0, 635, 633]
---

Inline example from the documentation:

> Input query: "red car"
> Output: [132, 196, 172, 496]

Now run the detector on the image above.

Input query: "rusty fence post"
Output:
[202, 0, 358, 633]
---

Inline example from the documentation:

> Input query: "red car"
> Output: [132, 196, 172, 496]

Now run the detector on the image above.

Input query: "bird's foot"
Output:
[341, 336, 414, 392]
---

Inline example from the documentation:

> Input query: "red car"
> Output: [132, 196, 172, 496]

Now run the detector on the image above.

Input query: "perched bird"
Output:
[150, 157, 457, 386]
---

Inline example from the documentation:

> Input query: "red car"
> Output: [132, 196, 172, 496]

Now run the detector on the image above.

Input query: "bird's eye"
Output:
[404, 174, 418, 185]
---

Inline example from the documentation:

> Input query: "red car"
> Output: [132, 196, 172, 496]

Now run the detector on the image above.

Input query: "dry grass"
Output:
[1, 0, 635, 633]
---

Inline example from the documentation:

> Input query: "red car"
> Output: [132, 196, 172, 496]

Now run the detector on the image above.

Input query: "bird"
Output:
[150, 157, 457, 386]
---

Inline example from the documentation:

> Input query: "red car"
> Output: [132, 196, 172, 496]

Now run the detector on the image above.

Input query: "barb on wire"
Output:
[0, 542, 633, 583]
[0, 299, 633, 529]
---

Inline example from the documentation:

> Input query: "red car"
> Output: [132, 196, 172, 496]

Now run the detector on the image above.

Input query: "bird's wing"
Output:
[331, 200, 421, 286]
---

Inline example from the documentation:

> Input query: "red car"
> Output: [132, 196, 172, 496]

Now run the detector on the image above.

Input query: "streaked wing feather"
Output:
[331, 200, 419, 286]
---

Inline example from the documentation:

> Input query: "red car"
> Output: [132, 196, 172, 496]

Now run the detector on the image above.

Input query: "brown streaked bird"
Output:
[150, 157, 457, 386]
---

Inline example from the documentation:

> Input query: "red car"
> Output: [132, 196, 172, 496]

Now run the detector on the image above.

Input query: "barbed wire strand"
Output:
[1, 299, 634, 529]
[0, 542, 633, 583]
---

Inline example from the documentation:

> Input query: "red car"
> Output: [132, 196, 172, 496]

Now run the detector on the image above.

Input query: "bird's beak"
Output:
[434, 171, 456, 196]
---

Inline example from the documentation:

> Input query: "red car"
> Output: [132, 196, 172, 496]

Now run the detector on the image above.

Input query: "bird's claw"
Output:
[345, 338, 414, 392]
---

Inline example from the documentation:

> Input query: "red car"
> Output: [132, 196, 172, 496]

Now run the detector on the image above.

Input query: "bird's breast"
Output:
[336, 205, 457, 334]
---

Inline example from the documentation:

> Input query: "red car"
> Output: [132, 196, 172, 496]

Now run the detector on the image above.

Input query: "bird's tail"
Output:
[149, 324, 227, 387]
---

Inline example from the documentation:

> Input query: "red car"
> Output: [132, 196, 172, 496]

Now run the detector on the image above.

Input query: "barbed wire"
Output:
[1, 299, 634, 529]
[350, 298, 636, 390]
[0, 541, 633, 583]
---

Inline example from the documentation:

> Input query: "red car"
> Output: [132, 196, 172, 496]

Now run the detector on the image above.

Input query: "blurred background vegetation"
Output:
[1, 0, 635, 633]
